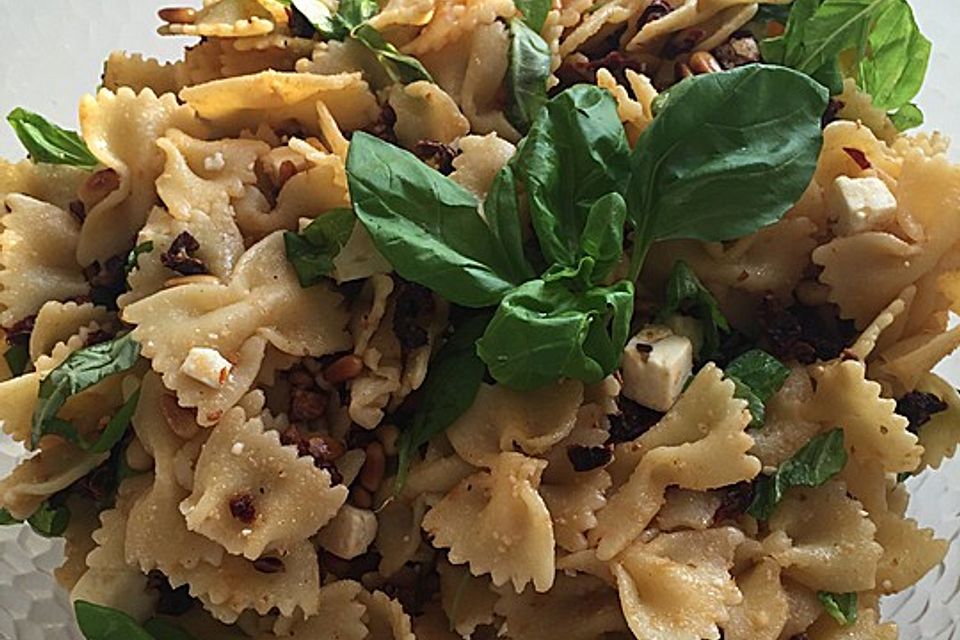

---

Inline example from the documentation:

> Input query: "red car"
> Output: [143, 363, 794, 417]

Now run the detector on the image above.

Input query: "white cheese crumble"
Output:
[180, 347, 232, 389]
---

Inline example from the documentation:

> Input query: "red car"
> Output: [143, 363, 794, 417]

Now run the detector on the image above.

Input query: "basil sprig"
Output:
[284, 209, 356, 287]
[725, 350, 791, 428]
[345, 65, 826, 390]
[818, 591, 858, 627]
[290, 0, 432, 83]
[658, 261, 730, 360]
[505, 18, 552, 133]
[32, 334, 141, 448]
[748, 428, 848, 521]
[0, 501, 70, 538]
[395, 312, 491, 489]
[7, 108, 99, 168]
[75, 601, 197, 640]
[761, 0, 930, 130]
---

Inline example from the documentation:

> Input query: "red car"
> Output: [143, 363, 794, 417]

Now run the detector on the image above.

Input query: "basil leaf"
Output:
[7, 108, 98, 168]
[658, 261, 729, 360]
[580, 192, 627, 284]
[505, 18, 551, 133]
[889, 102, 924, 131]
[818, 592, 858, 627]
[725, 349, 790, 428]
[348, 132, 522, 307]
[88, 389, 140, 454]
[26, 501, 71, 537]
[32, 334, 142, 448]
[125, 241, 154, 278]
[515, 0, 550, 32]
[514, 85, 630, 268]
[477, 276, 634, 390]
[628, 65, 827, 257]
[290, 0, 343, 38]
[395, 312, 491, 489]
[351, 24, 434, 84]
[143, 618, 199, 640]
[859, 0, 930, 110]
[0, 508, 20, 525]
[75, 601, 155, 640]
[284, 209, 356, 287]
[747, 428, 848, 520]
[4, 344, 30, 377]
[789, 0, 878, 76]
[338, 0, 381, 30]
[482, 165, 537, 282]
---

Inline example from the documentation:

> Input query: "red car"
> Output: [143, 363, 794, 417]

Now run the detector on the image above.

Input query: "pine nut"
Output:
[159, 7, 197, 24]
[359, 442, 385, 493]
[689, 51, 722, 75]
[324, 354, 364, 385]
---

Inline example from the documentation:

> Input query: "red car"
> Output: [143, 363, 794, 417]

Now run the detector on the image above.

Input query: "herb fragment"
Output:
[505, 18, 552, 133]
[818, 591, 858, 627]
[725, 349, 791, 428]
[395, 312, 491, 489]
[4, 343, 30, 376]
[125, 241, 154, 277]
[32, 334, 141, 448]
[0, 502, 71, 538]
[747, 428, 848, 521]
[7, 108, 98, 168]
[75, 601, 198, 640]
[658, 261, 729, 360]
[514, 0, 551, 32]
[284, 209, 356, 287]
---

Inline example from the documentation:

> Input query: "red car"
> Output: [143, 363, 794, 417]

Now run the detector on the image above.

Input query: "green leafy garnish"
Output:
[514, 0, 551, 32]
[658, 261, 730, 360]
[125, 241, 154, 278]
[818, 591, 859, 627]
[725, 349, 791, 428]
[761, 0, 930, 128]
[7, 108, 99, 168]
[75, 601, 198, 640]
[284, 209, 356, 287]
[4, 343, 30, 377]
[395, 312, 491, 489]
[889, 103, 924, 131]
[291, 0, 432, 83]
[505, 18, 552, 133]
[32, 334, 141, 448]
[0, 502, 71, 537]
[627, 65, 828, 279]
[43, 389, 139, 454]
[748, 428, 849, 521]
[0, 508, 19, 525]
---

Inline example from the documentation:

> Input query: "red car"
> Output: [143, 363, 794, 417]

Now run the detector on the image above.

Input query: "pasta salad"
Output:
[0, 0, 957, 638]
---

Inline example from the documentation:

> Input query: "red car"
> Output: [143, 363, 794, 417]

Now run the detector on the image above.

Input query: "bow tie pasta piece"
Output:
[437, 560, 498, 636]
[159, 0, 288, 38]
[28, 300, 112, 363]
[591, 364, 760, 560]
[297, 40, 394, 92]
[181, 406, 348, 560]
[388, 82, 470, 150]
[0, 160, 87, 210]
[102, 51, 182, 96]
[806, 608, 898, 640]
[910, 374, 960, 471]
[766, 480, 882, 593]
[359, 588, 417, 640]
[446, 380, 583, 467]
[494, 573, 629, 640]
[78, 87, 204, 267]
[622, 0, 756, 52]
[376, 495, 430, 578]
[749, 366, 823, 468]
[260, 580, 369, 640]
[722, 559, 789, 640]
[0, 195, 88, 327]
[653, 489, 723, 532]
[401, 0, 517, 56]
[123, 232, 350, 425]
[367, 0, 437, 31]
[179, 71, 379, 137]
[423, 452, 556, 593]
[613, 526, 745, 640]
[808, 360, 922, 474]
[71, 475, 156, 621]
[595, 68, 658, 146]
[450, 133, 517, 200]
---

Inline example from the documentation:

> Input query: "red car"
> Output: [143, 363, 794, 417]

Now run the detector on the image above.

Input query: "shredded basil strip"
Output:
[748, 428, 848, 521]
[819, 591, 859, 627]
[658, 261, 730, 360]
[1, 502, 71, 538]
[125, 241, 154, 278]
[725, 350, 791, 428]
[284, 208, 356, 287]
[32, 334, 141, 448]
[7, 108, 98, 168]
[505, 18, 552, 133]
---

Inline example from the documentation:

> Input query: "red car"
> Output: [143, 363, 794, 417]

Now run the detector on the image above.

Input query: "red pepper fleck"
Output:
[843, 147, 872, 170]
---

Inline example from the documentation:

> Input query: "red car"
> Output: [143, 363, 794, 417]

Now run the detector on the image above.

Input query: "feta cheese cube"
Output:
[180, 347, 232, 389]
[829, 176, 897, 236]
[621, 325, 694, 412]
[315, 505, 378, 560]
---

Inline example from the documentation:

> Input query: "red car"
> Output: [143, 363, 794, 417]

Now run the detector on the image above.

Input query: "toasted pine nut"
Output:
[78, 168, 119, 209]
[164, 274, 222, 288]
[359, 442, 385, 493]
[324, 354, 364, 385]
[159, 7, 197, 24]
[689, 51, 722, 74]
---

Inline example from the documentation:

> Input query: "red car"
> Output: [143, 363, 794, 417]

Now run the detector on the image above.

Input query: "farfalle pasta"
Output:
[0, 0, 958, 638]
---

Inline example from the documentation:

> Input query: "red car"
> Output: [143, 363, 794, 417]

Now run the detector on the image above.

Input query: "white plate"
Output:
[0, 1, 959, 638]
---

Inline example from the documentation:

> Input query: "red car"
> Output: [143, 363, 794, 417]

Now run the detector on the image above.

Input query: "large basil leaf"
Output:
[748, 428, 848, 520]
[505, 18, 552, 133]
[284, 208, 356, 287]
[514, 85, 630, 268]
[725, 349, 791, 428]
[395, 312, 491, 489]
[628, 65, 827, 258]
[32, 334, 141, 448]
[75, 601, 157, 640]
[477, 275, 634, 390]
[579, 193, 627, 284]
[482, 165, 536, 282]
[348, 132, 523, 307]
[890, 103, 924, 131]
[514, 0, 551, 32]
[7, 108, 98, 168]
[819, 592, 858, 627]
[657, 260, 729, 360]
[859, 0, 931, 110]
